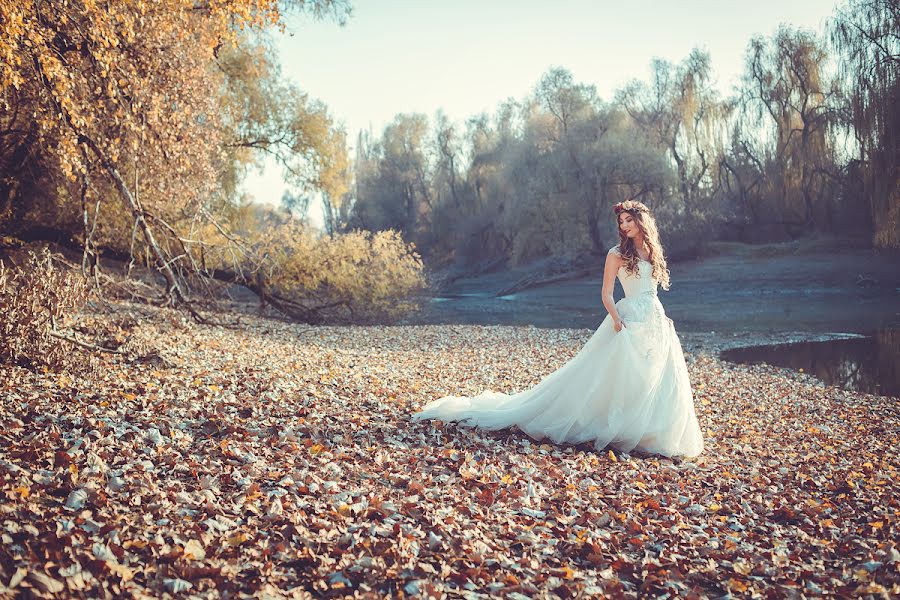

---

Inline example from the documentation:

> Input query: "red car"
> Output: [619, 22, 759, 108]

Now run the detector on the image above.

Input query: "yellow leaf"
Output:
[500, 474, 515, 484]
[13, 486, 29, 499]
[226, 532, 249, 546]
[608, 450, 617, 462]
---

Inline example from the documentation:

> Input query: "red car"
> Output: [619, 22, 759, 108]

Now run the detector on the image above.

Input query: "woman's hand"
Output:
[614, 318, 626, 333]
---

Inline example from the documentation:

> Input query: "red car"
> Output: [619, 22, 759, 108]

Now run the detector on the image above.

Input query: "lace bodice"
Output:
[608, 247, 658, 299]
[618, 260, 658, 298]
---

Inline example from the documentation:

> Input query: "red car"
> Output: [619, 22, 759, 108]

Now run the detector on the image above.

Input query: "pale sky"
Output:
[243, 0, 842, 227]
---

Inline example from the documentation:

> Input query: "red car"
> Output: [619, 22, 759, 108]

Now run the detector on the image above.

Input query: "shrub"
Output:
[196, 204, 428, 322]
[262, 225, 428, 322]
[0, 248, 89, 370]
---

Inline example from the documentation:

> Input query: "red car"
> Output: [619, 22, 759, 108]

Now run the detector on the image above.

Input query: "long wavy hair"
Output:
[614, 200, 671, 290]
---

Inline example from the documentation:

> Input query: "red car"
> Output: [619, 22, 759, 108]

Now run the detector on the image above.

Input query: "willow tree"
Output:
[740, 26, 839, 234]
[457, 104, 520, 265]
[830, 0, 899, 248]
[428, 110, 473, 260]
[215, 37, 351, 235]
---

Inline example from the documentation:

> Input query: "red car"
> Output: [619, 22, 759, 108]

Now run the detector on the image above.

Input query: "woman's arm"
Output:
[602, 250, 626, 332]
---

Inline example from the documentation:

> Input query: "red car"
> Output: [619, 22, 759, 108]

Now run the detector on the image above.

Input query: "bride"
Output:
[411, 200, 704, 458]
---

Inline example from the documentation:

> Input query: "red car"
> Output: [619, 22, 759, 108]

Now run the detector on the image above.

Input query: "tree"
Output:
[739, 26, 840, 234]
[618, 49, 729, 213]
[217, 36, 350, 211]
[0, 0, 351, 304]
[353, 114, 433, 248]
[536, 67, 596, 138]
[830, 0, 900, 247]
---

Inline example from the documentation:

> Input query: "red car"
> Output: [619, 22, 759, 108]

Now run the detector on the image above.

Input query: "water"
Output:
[720, 330, 900, 398]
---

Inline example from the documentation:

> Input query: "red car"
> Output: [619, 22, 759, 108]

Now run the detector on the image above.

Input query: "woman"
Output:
[410, 200, 704, 458]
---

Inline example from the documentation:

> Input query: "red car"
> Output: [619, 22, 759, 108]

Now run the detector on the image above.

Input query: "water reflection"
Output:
[720, 330, 899, 398]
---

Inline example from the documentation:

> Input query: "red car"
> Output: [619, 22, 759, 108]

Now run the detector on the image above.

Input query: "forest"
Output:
[345, 6, 898, 270]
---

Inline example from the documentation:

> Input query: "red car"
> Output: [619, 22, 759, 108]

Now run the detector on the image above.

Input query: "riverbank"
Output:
[405, 238, 900, 354]
[0, 303, 897, 597]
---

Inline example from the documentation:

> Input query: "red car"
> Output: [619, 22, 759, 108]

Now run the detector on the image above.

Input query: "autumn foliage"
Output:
[193, 205, 427, 322]
[256, 226, 427, 322]
[0, 0, 427, 322]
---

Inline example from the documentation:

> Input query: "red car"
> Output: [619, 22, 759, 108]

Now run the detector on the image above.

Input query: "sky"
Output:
[243, 0, 843, 228]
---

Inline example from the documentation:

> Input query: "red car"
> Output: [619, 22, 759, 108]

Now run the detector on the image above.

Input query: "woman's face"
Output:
[618, 212, 639, 238]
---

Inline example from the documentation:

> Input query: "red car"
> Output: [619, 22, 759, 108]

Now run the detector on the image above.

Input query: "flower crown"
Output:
[613, 200, 649, 214]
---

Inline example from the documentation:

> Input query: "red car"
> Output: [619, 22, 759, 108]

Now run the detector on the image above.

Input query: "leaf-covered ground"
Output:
[1, 303, 897, 598]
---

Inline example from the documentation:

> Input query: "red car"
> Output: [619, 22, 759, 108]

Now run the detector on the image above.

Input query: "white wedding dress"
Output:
[411, 247, 704, 458]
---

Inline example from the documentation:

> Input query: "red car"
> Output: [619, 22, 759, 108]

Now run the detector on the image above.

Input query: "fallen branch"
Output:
[47, 328, 123, 355]
[495, 264, 601, 297]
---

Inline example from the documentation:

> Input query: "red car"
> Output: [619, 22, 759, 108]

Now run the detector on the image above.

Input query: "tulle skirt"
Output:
[410, 294, 704, 458]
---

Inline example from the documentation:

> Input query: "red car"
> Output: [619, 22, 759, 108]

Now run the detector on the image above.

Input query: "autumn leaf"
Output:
[0, 299, 897, 598]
